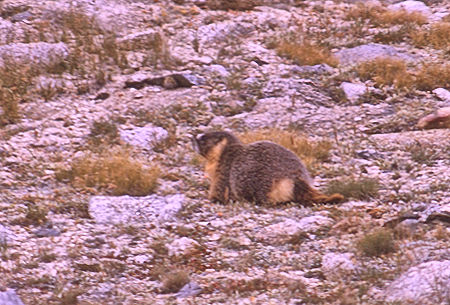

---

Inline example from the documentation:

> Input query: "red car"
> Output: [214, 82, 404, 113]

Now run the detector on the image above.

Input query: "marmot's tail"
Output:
[294, 178, 344, 205]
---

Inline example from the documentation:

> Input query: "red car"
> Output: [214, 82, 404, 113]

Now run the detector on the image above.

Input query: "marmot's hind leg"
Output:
[294, 178, 344, 205]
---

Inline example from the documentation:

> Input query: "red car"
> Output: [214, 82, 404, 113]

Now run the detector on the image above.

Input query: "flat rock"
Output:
[119, 124, 169, 150]
[340, 82, 367, 103]
[167, 237, 200, 256]
[388, 1, 431, 16]
[385, 260, 450, 304]
[321, 252, 357, 280]
[176, 281, 202, 298]
[334, 43, 416, 66]
[417, 107, 450, 129]
[0, 42, 69, 70]
[89, 194, 185, 225]
[433, 88, 450, 103]
[262, 215, 334, 238]
[0, 289, 25, 305]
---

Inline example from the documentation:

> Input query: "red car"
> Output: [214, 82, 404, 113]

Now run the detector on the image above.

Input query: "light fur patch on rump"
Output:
[268, 178, 294, 204]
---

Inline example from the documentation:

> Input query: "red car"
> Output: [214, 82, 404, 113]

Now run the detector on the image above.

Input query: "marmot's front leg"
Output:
[208, 176, 230, 204]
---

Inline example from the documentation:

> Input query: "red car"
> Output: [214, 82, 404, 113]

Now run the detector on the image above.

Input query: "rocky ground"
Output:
[0, 0, 449, 304]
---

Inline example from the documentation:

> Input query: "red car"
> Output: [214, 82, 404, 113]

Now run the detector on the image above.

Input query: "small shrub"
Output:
[346, 4, 427, 26]
[161, 270, 190, 293]
[203, 0, 262, 11]
[239, 129, 333, 171]
[357, 229, 396, 257]
[412, 21, 450, 50]
[88, 118, 120, 146]
[326, 177, 379, 200]
[24, 204, 48, 226]
[406, 142, 439, 166]
[355, 57, 414, 89]
[56, 149, 159, 196]
[413, 63, 450, 91]
[275, 40, 338, 67]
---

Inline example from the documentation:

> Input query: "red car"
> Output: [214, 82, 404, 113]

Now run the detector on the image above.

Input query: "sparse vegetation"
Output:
[239, 129, 332, 171]
[88, 118, 120, 146]
[275, 39, 338, 67]
[56, 149, 160, 196]
[161, 269, 190, 293]
[413, 63, 450, 91]
[412, 21, 450, 50]
[355, 57, 414, 89]
[346, 4, 427, 27]
[357, 229, 396, 257]
[326, 177, 380, 200]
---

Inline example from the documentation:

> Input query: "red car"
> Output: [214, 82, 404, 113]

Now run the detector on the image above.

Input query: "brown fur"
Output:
[192, 131, 344, 206]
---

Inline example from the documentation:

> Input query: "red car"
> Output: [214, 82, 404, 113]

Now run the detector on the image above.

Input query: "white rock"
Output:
[385, 260, 450, 304]
[334, 43, 416, 66]
[0, 289, 25, 305]
[89, 194, 185, 225]
[433, 88, 450, 103]
[0, 42, 69, 69]
[167, 237, 200, 256]
[119, 124, 168, 150]
[340, 82, 367, 103]
[322, 252, 357, 280]
[388, 1, 431, 16]
[263, 215, 334, 237]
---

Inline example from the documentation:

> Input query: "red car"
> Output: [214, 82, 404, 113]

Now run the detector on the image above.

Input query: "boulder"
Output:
[340, 82, 367, 103]
[119, 124, 169, 150]
[388, 1, 431, 16]
[334, 43, 416, 66]
[385, 260, 450, 304]
[417, 107, 450, 129]
[0, 290, 25, 305]
[0, 42, 69, 70]
[322, 252, 357, 280]
[89, 194, 185, 225]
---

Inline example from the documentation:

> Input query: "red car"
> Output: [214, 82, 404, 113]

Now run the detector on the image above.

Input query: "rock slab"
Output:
[89, 194, 185, 225]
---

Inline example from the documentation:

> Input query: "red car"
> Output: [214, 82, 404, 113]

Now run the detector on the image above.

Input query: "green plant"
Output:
[326, 177, 380, 200]
[357, 229, 396, 257]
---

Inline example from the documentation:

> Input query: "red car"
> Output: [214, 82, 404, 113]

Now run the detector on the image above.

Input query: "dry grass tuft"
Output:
[355, 57, 414, 89]
[413, 63, 450, 91]
[161, 270, 190, 293]
[411, 21, 450, 50]
[326, 177, 380, 200]
[239, 129, 333, 171]
[275, 40, 339, 67]
[346, 4, 427, 26]
[357, 229, 396, 257]
[56, 149, 159, 196]
[202, 0, 262, 11]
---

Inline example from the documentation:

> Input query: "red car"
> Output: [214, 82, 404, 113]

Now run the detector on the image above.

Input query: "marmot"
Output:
[192, 131, 344, 205]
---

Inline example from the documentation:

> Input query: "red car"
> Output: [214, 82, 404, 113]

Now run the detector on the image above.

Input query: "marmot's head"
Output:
[192, 131, 240, 157]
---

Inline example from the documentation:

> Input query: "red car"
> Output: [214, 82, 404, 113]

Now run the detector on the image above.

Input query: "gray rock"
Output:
[197, 21, 256, 46]
[167, 237, 200, 256]
[0, 42, 69, 69]
[117, 29, 165, 51]
[0, 289, 25, 305]
[0, 224, 12, 248]
[385, 260, 450, 305]
[340, 82, 367, 103]
[263, 215, 334, 238]
[433, 88, 450, 103]
[33, 227, 61, 238]
[0, 42, 69, 70]
[292, 64, 333, 75]
[388, 1, 431, 16]
[119, 124, 169, 150]
[89, 194, 185, 225]
[11, 11, 33, 23]
[205, 64, 230, 78]
[334, 43, 416, 66]
[322, 252, 357, 280]
[176, 281, 202, 298]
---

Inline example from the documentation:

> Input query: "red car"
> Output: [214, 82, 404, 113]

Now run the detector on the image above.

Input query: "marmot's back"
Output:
[192, 131, 343, 205]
